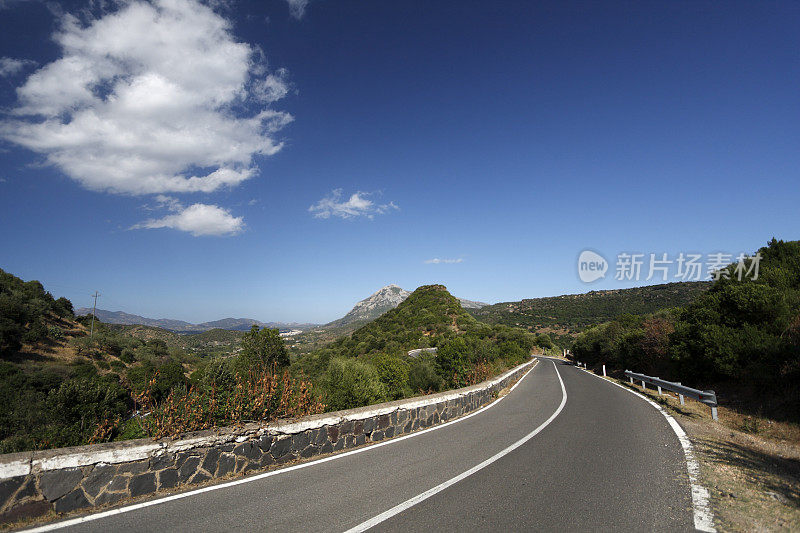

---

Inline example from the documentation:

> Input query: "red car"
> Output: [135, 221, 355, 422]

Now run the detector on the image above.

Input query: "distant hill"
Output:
[348, 284, 479, 351]
[322, 284, 487, 330]
[74, 308, 317, 333]
[468, 281, 712, 345]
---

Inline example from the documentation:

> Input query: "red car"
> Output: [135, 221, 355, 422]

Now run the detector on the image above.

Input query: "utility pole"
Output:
[90, 291, 100, 338]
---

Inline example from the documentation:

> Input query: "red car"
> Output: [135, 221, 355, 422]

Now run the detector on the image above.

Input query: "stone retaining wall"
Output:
[0, 359, 535, 524]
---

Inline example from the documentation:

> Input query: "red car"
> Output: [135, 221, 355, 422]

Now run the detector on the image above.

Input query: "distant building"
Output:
[407, 347, 437, 358]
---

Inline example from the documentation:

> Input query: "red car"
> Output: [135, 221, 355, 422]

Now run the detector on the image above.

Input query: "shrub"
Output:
[325, 358, 386, 410]
[408, 356, 442, 393]
[238, 326, 289, 372]
[374, 354, 410, 400]
[435, 337, 470, 387]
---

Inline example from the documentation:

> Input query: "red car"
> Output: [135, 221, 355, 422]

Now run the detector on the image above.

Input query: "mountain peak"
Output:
[323, 284, 488, 329]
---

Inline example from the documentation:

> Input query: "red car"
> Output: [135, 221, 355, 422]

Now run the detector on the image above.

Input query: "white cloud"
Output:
[0, 0, 292, 195]
[132, 203, 243, 236]
[309, 189, 399, 219]
[425, 258, 464, 264]
[0, 57, 36, 77]
[285, 0, 309, 19]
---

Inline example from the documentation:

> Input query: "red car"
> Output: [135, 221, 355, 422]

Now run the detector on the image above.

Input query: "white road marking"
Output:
[576, 366, 716, 533]
[23, 360, 541, 533]
[345, 360, 567, 533]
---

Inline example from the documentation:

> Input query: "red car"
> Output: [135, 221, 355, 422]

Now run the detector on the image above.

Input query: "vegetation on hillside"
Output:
[469, 281, 711, 346]
[572, 239, 800, 420]
[0, 275, 544, 452]
[295, 285, 551, 410]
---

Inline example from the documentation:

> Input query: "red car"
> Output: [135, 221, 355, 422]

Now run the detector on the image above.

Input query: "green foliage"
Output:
[238, 326, 289, 372]
[0, 269, 76, 356]
[572, 239, 800, 420]
[324, 358, 387, 410]
[435, 337, 470, 387]
[470, 281, 711, 347]
[0, 362, 131, 453]
[373, 354, 410, 400]
[408, 356, 443, 393]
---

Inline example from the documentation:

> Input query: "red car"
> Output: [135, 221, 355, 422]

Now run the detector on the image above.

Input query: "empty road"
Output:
[31, 359, 698, 532]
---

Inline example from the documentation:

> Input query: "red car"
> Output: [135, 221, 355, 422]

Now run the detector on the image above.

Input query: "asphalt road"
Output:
[38, 358, 694, 532]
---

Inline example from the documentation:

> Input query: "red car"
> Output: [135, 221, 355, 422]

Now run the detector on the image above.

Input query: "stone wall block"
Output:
[1, 500, 51, 523]
[157, 469, 178, 490]
[291, 433, 311, 453]
[116, 460, 148, 475]
[258, 434, 274, 453]
[201, 448, 220, 475]
[53, 488, 90, 514]
[150, 453, 174, 471]
[40, 468, 83, 502]
[217, 454, 235, 477]
[270, 437, 292, 460]
[362, 418, 375, 434]
[81, 464, 117, 499]
[178, 456, 201, 482]
[129, 472, 156, 498]
[0, 477, 23, 509]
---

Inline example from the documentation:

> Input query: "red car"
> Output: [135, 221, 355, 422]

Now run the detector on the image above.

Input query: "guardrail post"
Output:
[629, 376, 633, 384]
[711, 407, 718, 421]
[602, 364, 606, 377]
[679, 394, 685, 405]
[641, 380, 646, 390]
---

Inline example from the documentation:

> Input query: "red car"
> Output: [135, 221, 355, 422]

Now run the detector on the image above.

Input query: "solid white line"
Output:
[576, 367, 716, 533]
[23, 360, 540, 533]
[344, 360, 567, 533]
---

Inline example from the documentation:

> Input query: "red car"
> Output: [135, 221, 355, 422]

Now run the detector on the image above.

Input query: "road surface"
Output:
[33, 358, 696, 532]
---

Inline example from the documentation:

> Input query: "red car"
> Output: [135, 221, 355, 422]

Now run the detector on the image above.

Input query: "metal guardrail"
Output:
[624, 370, 719, 420]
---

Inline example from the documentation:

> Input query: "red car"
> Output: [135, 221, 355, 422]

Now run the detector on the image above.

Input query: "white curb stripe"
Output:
[577, 366, 716, 532]
[23, 360, 540, 533]
[345, 360, 567, 533]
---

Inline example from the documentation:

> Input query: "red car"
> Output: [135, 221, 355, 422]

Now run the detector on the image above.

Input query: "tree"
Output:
[238, 326, 289, 372]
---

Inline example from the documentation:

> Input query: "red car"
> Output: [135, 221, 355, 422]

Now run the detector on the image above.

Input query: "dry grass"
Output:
[604, 374, 800, 532]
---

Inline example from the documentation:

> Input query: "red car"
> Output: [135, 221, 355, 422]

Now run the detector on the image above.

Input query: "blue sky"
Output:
[0, 0, 798, 323]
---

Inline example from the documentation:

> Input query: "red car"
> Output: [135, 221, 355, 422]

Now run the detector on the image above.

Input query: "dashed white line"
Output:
[344, 360, 567, 533]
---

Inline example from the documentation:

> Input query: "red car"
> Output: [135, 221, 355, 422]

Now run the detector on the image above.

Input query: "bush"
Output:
[374, 354, 410, 400]
[408, 356, 442, 393]
[237, 326, 289, 372]
[435, 337, 470, 387]
[325, 358, 386, 410]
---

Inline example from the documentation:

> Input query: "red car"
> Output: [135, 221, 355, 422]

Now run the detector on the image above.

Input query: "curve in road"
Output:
[26, 358, 709, 532]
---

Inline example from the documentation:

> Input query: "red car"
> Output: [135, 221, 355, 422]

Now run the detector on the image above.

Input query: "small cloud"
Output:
[0, 57, 35, 77]
[248, 199, 258, 205]
[425, 258, 464, 264]
[285, 0, 309, 19]
[132, 203, 244, 237]
[154, 194, 183, 212]
[309, 189, 399, 220]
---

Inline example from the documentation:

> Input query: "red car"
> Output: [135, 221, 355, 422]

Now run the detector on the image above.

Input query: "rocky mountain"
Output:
[323, 284, 488, 329]
[74, 308, 317, 333]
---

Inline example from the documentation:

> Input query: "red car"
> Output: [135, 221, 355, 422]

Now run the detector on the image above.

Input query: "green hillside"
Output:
[107, 324, 244, 356]
[571, 238, 800, 420]
[294, 285, 552, 409]
[469, 281, 712, 346]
